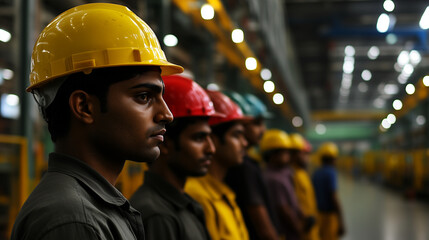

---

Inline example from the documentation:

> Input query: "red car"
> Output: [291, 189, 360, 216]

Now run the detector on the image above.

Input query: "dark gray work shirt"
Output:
[130, 171, 210, 240]
[11, 153, 145, 240]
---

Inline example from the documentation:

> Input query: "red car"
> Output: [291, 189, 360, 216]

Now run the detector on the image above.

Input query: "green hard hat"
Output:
[243, 93, 273, 118]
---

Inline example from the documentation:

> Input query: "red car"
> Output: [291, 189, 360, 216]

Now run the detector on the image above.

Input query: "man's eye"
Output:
[137, 93, 149, 103]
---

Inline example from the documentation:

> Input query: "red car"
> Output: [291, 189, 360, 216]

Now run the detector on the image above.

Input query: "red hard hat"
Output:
[163, 75, 221, 118]
[206, 90, 250, 126]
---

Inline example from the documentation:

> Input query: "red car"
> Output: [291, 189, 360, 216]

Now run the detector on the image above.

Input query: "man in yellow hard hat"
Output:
[290, 133, 320, 240]
[12, 3, 182, 240]
[260, 129, 307, 240]
[312, 142, 346, 240]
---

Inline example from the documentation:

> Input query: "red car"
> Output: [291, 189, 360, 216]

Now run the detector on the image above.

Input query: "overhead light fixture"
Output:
[383, 0, 395, 12]
[163, 34, 178, 47]
[405, 83, 415, 95]
[201, 4, 215, 20]
[368, 46, 380, 59]
[2, 69, 13, 80]
[384, 84, 398, 95]
[263, 81, 275, 93]
[245, 57, 257, 70]
[409, 50, 421, 65]
[0, 29, 11, 43]
[392, 99, 402, 110]
[419, 6, 429, 29]
[344, 45, 355, 56]
[377, 13, 390, 33]
[292, 116, 303, 127]
[397, 50, 409, 67]
[273, 93, 284, 104]
[260, 68, 272, 80]
[416, 115, 426, 126]
[231, 29, 244, 43]
[361, 70, 372, 81]
[386, 33, 398, 45]
[381, 118, 391, 129]
[315, 123, 326, 135]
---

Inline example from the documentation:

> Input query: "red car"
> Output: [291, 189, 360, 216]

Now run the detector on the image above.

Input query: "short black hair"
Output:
[165, 116, 209, 150]
[321, 155, 335, 165]
[44, 66, 159, 142]
[210, 121, 239, 144]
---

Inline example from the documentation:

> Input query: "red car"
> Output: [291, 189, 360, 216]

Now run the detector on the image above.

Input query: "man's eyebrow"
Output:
[130, 83, 164, 94]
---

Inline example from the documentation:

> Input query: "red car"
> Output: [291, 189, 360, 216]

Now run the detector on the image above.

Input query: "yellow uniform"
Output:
[293, 166, 320, 240]
[185, 175, 249, 240]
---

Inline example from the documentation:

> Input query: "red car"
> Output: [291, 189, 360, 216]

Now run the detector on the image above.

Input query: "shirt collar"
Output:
[201, 174, 236, 201]
[144, 171, 193, 210]
[48, 152, 129, 208]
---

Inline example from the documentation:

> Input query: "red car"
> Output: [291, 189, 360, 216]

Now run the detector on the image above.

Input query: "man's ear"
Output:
[69, 90, 96, 124]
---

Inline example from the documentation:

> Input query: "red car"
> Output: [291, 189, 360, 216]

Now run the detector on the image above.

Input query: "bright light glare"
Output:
[409, 50, 421, 65]
[358, 82, 368, 92]
[393, 99, 403, 110]
[361, 70, 372, 81]
[368, 46, 380, 60]
[374, 98, 385, 108]
[0, 29, 11, 43]
[343, 60, 354, 74]
[405, 84, 415, 95]
[344, 45, 355, 56]
[260, 68, 272, 80]
[5, 94, 19, 106]
[207, 83, 220, 91]
[263, 81, 275, 93]
[420, 7, 429, 29]
[245, 57, 257, 70]
[383, 0, 395, 12]
[387, 113, 396, 124]
[382, 119, 391, 129]
[402, 64, 414, 76]
[273, 93, 284, 104]
[423, 76, 429, 87]
[397, 51, 409, 66]
[377, 13, 390, 33]
[416, 115, 426, 125]
[315, 124, 326, 135]
[384, 84, 398, 95]
[201, 4, 215, 20]
[163, 34, 178, 47]
[231, 29, 244, 43]
[292, 116, 303, 127]
[2, 69, 13, 80]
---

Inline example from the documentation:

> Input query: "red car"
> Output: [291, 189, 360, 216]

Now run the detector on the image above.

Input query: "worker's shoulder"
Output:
[130, 184, 176, 219]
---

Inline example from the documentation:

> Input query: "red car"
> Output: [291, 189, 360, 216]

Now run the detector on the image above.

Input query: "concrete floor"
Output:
[339, 175, 429, 240]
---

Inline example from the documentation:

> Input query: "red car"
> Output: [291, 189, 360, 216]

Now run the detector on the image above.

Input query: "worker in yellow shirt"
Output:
[185, 90, 250, 240]
[290, 133, 320, 240]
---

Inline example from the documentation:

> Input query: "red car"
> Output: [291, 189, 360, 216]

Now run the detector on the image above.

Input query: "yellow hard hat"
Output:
[260, 129, 292, 153]
[27, 3, 183, 92]
[289, 133, 306, 151]
[318, 142, 339, 158]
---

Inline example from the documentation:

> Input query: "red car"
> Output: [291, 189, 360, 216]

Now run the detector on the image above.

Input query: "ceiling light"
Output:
[409, 50, 421, 65]
[361, 70, 372, 81]
[405, 84, 415, 95]
[384, 84, 398, 95]
[163, 34, 178, 47]
[292, 116, 303, 127]
[402, 64, 414, 77]
[420, 7, 429, 29]
[245, 57, 257, 70]
[315, 124, 326, 135]
[273, 93, 284, 104]
[397, 73, 408, 84]
[368, 46, 380, 60]
[5, 94, 19, 106]
[377, 13, 390, 33]
[383, 0, 395, 12]
[2, 69, 13, 80]
[231, 29, 244, 43]
[397, 50, 409, 66]
[343, 60, 354, 74]
[416, 115, 426, 126]
[260, 68, 272, 80]
[344, 45, 355, 56]
[387, 113, 396, 124]
[386, 33, 398, 45]
[0, 29, 11, 43]
[201, 4, 215, 20]
[423, 76, 429, 87]
[263, 81, 275, 93]
[392, 99, 402, 110]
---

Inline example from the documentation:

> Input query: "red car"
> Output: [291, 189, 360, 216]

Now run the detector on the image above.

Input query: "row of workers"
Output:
[10, 3, 344, 240]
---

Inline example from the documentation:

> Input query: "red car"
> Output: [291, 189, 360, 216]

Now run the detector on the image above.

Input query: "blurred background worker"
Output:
[11, 3, 183, 240]
[224, 92, 280, 240]
[261, 129, 305, 240]
[290, 133, 319, 240]
[312, 142, 345, 240]
[130, 75, 217, 240]
[185, 90, 249, 240]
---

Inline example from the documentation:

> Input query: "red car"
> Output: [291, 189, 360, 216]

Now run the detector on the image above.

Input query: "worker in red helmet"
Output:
[185, 90, 250, 240]
[130, 75, 220, 240]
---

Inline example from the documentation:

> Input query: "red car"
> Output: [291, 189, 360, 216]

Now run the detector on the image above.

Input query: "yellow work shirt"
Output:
[293, 166, 320, 240]
[185, 174, 250, 240]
